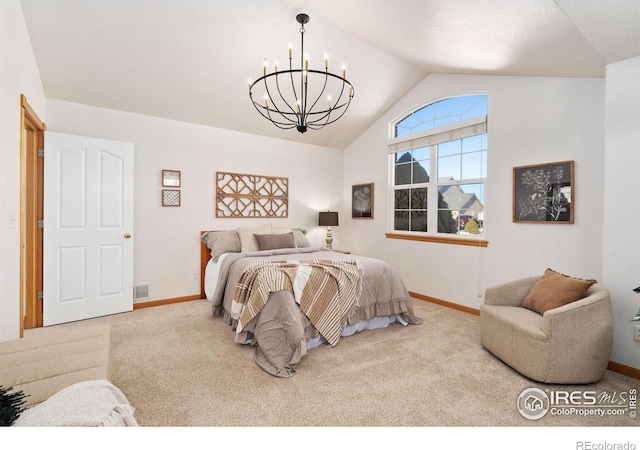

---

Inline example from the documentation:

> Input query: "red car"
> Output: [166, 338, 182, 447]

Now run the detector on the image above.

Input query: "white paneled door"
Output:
[43, 132, 134, 326]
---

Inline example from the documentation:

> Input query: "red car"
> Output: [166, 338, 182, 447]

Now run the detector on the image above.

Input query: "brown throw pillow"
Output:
[254, 232, 296, 251]
[522, 268, 597, 315]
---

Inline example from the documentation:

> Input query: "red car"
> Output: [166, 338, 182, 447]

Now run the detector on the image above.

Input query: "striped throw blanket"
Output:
[232, 259, 362, 346]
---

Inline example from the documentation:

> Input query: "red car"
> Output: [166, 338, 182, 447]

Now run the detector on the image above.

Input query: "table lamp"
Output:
[318, 211, 339, 249]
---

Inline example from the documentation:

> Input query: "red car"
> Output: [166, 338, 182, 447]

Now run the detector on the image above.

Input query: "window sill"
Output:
[385, 232, 489, 247]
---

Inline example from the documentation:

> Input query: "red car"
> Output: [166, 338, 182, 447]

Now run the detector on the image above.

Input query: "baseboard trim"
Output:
[409, 290, 640, 380]
[133, 294, 202, 310]
[409, 291, 480, 316]
[607, 361, 640, 380]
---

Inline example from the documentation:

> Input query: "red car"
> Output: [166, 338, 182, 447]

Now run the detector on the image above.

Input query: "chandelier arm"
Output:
[250, 82, 298, 129]
[263, 106, 295, 128]
[286, 57, 300, 120]
[249, 99, 297, 129]
[303, 70, 330, 123]
[262, 74, 298, 126]
[306, 86, 355, 129]
[253, 73, 300, 127]
[301, 71, 309, 128]
[330, 78, 348, 109]
[329, 72, 353, 107]
[302, 99, 352, 129]
[304, 73, 353, 127]
[307, 101, 353, 129]
[274, 69, 298, 119]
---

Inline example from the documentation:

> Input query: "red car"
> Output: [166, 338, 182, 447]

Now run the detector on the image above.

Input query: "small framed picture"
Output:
[162, 189, 181, 207]
[352, 183, 374, 219]
[513, 160, 574, 223]
[162, 170, 181, 187]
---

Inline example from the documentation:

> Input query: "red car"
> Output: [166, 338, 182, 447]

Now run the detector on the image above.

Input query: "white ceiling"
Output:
[19, 0, 640, 149]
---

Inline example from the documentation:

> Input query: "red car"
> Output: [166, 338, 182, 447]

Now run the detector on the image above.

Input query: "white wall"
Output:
[603, 55, 640, 369]
[344, 74, 605, 302]
[0, 0, 46, 341]
[45, 100, 344, 303]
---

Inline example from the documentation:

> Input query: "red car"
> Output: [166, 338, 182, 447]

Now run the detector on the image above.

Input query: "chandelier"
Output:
[248, 13, 354, 134]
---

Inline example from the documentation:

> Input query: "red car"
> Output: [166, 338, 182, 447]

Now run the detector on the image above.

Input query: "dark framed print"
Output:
[513, 160, 574, 223]
[162, 170, 181, 187]
[162, 189, 181, 207]
[352, 183, 374, 219]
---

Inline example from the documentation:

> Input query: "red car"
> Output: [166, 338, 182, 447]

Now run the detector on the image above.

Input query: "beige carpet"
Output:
[31, 298, 638, 429]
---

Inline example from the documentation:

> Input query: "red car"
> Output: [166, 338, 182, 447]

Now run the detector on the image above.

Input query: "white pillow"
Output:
[237, 223, 272, 252]
[291, 229, 311, 247]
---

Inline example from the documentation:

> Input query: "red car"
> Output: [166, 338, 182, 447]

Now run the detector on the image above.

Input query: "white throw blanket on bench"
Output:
[13, 379, 138, 427]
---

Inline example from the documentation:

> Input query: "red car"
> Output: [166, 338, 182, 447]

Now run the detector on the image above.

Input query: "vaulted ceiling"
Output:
[19, 0, 640, 149]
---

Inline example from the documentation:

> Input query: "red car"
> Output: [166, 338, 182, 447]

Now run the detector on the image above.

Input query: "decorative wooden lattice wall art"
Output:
[216, 171, 288, 218]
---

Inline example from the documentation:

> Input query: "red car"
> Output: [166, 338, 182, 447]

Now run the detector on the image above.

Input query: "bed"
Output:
[200, 225, 422, 377]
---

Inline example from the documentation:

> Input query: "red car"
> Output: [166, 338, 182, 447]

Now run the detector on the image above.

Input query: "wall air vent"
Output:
[133, 284, 150, 300]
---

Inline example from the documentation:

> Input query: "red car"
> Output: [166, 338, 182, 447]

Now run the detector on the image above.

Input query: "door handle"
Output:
[124, 233, 132, 239]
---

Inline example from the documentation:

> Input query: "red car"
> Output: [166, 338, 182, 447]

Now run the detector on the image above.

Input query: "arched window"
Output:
[389, 94, 487, 237]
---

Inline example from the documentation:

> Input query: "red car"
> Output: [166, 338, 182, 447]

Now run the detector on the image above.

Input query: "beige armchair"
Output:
[480, 276, 613, 384]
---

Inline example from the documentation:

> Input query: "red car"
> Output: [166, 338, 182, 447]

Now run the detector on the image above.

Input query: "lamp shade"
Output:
[318, 211, 339, 227]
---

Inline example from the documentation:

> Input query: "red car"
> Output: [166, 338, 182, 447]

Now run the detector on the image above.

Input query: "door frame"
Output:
[20, 94, 46, 335]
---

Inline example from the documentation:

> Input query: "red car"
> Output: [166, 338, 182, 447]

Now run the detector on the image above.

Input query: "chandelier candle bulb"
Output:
[324, 55, 328, 68]
[289, 44, 292, 59]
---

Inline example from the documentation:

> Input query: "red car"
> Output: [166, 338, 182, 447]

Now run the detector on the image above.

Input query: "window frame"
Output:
[387, 94, 489, 246]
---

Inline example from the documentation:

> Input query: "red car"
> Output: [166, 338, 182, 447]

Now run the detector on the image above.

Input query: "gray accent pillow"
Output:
[292, 229, 310, 247]
[254, 232, 296, 251]
[201, 230, 241, 262]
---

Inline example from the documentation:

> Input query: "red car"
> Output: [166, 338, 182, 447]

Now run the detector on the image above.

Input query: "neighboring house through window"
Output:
[388, 94, 488, 239]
